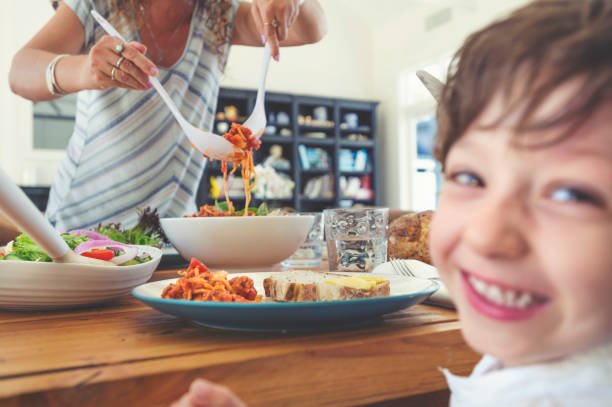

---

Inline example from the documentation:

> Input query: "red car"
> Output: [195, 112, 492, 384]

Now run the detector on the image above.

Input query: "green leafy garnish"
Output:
[256, 202, 269, 216]
[213, 201, 269, 216]
[96, 207, 168, 247]
[214, 200, 230, 213]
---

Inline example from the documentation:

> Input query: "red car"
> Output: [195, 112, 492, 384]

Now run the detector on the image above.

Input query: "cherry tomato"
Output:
[81, 248, 115, 261]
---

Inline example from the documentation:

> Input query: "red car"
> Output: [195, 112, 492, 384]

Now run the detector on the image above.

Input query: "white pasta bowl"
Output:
[0, 245, 162, 310]
[160, 215, 314, 273]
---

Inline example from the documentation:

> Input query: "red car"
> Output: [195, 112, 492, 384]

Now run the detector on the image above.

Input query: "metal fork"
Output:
[389, 259, 416, 278]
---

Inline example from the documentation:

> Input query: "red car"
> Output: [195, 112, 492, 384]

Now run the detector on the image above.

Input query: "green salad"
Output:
[0, 207, 165, 265]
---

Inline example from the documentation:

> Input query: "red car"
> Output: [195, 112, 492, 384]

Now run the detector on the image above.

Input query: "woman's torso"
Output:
[46, 0, 238, 231]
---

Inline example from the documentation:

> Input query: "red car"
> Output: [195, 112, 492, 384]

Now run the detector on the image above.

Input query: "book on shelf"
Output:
[298, 144, 310, 170]
[354, 149, 368, 171]
[303, 174, 334, 199]
[339, 148, 369, 172]
[299, 146, 331, 170]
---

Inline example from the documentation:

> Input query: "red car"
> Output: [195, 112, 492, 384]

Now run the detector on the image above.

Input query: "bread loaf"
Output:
[387, 210, 434, 264]
[263, 270, 390, 302]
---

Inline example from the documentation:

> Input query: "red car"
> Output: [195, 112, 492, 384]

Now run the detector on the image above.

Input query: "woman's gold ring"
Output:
[114, 42, 124, 54]
[111, 66, 117, 81]
[115, 56, 125, 68]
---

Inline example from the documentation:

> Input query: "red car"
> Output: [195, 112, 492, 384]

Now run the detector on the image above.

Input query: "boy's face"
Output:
[430, 82, 612, 366]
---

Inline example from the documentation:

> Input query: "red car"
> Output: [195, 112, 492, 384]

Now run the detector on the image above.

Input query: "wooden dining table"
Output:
[0, 261, 480, 407]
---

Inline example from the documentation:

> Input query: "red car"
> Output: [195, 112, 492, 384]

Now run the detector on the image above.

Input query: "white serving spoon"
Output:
[242, 42, 271, 139]
[416, 70, 444, 103]
[91, 9, 235, 161]
[0, 169, 111, 265]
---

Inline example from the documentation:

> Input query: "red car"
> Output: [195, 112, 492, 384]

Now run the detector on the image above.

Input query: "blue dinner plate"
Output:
[132, 272, 439, 332]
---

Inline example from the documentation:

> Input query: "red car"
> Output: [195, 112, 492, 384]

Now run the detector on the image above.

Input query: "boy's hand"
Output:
[170, 379, 247, 407]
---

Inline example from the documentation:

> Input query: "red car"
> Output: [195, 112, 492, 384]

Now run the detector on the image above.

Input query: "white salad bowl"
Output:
[0, 245, 162, 310]
[160, 215, 314, 273]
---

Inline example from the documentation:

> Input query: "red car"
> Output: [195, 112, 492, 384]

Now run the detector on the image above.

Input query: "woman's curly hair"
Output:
[109, 0, 233, 70]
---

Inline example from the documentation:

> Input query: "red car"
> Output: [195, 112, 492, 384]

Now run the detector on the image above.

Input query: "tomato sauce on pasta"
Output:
[161, 258, 261, 302]
[192, 123, 261, 217]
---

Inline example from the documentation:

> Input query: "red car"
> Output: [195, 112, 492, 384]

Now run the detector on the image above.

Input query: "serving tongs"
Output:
[0, 168, 111, 265]
[91, 10, 235, 161]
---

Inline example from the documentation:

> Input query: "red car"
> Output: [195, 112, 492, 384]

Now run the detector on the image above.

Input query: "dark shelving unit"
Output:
[196, 88, 379, 212]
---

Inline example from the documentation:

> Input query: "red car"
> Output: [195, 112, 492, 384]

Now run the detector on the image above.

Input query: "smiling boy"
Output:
[431, 0, 612, 405]
[170, 1, 612, 406]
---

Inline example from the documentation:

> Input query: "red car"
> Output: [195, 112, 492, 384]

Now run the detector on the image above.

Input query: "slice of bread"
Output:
[263, 270, 390, 302]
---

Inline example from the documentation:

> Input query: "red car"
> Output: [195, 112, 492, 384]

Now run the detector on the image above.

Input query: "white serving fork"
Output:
[241, 42, 272, 139]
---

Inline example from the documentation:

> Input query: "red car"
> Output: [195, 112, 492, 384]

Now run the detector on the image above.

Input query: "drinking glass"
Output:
[281, 212, 324, 268]
[324, 207, 389, 273]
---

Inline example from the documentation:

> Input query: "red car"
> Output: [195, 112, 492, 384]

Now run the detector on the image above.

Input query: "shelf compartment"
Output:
[340, 170, 372, 176]
[297, 137, 335, 146]
[302, 168, 332, 175]
[300, 197, 335, 202]
[298, 125, 335, 132]
[340, 197, 375, 203]
[339, 140, 374, 148]
[339, 125, 371, 133]
[260, 135, 294, 144]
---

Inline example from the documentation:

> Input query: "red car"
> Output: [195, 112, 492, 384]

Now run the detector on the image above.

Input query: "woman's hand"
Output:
[170, 379, 247, 407]
[250, 0, 301, 60]
[79, 35, 158, 91]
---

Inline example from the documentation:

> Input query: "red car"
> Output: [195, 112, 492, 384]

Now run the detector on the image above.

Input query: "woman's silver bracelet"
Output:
[45, 54, 69, 96]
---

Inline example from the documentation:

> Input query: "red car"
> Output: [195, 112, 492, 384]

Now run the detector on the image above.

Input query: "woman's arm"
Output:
[231, 0, 327, 60]
[9, 3, 88, 101]
[9, 3, 156, 102]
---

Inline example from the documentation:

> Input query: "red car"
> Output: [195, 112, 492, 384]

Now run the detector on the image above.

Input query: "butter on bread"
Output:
[263, 270, 390, 302]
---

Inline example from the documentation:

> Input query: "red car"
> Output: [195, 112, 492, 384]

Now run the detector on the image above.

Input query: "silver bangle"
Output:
[45, 54, 69, 96]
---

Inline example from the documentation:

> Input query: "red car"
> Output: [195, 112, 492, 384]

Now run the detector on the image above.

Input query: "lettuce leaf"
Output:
[95, 207, 167, 247]
[10, 233, 88, 262]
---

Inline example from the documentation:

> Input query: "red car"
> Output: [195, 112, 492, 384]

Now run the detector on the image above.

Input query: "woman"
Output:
[9, 0, 326, 230]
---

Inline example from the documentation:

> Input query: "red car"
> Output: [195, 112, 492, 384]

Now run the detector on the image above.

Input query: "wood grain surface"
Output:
[0, 268, 480, 407]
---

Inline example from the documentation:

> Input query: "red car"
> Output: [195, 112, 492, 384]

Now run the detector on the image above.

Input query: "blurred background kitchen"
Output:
[0, 0, 529, 214]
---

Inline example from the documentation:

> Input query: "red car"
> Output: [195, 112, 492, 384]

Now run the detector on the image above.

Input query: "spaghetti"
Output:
[196, 123, 261, 217]
[161, 258, 261, 302]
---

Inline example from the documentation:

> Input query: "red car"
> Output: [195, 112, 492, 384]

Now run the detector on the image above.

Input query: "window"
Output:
[413, 115, 442, 211]
[399, 54, 451, 211]
[32, 94, 76, 151]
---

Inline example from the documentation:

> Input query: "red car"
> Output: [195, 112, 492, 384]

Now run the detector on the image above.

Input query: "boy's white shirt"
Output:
[441, 342, 612, 406]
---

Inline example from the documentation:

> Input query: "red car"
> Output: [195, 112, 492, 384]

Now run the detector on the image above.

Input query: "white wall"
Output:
[222, 1, 374, 99]
[0, 3, 58, 185]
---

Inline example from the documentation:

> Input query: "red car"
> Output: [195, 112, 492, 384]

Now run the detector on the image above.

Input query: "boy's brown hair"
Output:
[435, 0, 612, 165]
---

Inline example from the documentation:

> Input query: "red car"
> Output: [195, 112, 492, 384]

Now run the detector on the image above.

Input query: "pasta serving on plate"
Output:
[161, 258, 261, 303]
